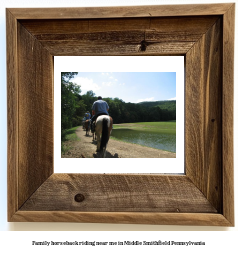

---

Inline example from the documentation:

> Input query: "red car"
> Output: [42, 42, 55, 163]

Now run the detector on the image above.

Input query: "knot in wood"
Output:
[74, 193, 85, 202]
[140, 40, 148, 51]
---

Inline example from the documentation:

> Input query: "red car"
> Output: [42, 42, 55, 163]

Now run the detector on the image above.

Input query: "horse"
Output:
[82, 119, 86, 130]
[94, 115, 113, 157]
[84, 119, 91, 136]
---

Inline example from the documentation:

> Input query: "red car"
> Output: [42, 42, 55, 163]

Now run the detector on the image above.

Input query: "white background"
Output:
[54, 56, 184, 173]
[0, 0, 237, 253]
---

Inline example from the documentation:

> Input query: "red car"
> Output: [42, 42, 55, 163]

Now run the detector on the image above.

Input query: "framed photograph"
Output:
[54, 56, 184, 174]
[7, 3, 234, 225]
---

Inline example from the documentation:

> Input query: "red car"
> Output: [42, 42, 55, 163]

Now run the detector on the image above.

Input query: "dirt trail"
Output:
[62, 127, 176, 158]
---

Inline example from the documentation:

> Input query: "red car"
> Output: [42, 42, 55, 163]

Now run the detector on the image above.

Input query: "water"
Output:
[111, 129, 176, 153]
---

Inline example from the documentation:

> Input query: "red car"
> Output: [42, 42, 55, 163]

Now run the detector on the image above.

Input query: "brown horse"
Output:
[82, 120, 85, 130]
[84, 119, 91, 136]
[94, 115, 113, 157]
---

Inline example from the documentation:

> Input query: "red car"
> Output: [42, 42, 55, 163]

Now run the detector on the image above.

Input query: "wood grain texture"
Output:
[6, 4, 234, 225]
[222, 4, 235, 226]
[18, 23, 54, 208]
[7, 9, 18, 221]
[36, 41, 193, 56]
[20, 174, 217, 213]
[11, 211, 232, 226]
[20, 16, 218, 34]
[19, 17, 218, 56]
[8, 3, 233, 19]
[186, 18, 222, 212]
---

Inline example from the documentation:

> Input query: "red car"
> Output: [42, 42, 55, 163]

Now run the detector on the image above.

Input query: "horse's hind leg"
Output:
[96, 135, 101, 152]
[92, 132, 96, 141]
[102, 147, 107, 158]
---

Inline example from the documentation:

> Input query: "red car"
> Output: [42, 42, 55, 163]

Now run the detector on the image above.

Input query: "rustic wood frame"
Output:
[7, 3, 234, 226]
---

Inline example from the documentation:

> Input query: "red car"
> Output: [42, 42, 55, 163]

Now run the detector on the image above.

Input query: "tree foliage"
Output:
[61, 72, 80, 132]
[61, 72, 78, 82]
[102, 98, 176, 124]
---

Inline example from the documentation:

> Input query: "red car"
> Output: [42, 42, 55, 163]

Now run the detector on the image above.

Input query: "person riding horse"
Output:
[85, 111, 91, 120]
[91, 96, 109, 132]
[90, 96, 112, 156]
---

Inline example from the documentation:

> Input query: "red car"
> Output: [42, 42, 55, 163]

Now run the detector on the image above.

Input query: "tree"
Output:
[72, 100, 87, 127]
[61, 72, 80, 132]
[81, 90, 97, 112]
[61, 72, 78, 83]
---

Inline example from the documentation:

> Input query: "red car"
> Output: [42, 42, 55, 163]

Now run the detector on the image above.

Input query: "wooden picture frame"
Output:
[7, 3, 234, 226]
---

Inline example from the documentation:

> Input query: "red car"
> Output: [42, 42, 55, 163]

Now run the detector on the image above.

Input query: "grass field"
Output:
[61, 126, 80, 154]
[113, 121, 176, 135]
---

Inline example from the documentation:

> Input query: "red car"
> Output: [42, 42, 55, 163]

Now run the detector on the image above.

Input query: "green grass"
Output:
[61, 126, 80, 154]
[113, 121, 176, 135]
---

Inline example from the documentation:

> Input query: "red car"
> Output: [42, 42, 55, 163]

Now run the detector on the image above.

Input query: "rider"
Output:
[85, 111, 91, 120]
[91, 96, 109, 131]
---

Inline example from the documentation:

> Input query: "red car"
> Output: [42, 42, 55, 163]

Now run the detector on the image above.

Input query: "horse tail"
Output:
[100, 118, 109, 151]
